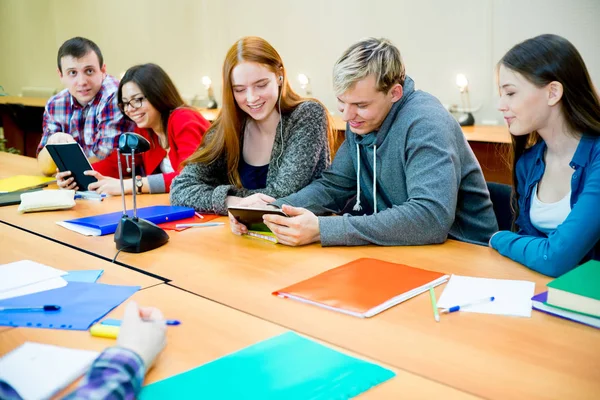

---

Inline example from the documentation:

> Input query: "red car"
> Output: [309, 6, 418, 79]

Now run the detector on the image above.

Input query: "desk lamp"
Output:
[202, 76, 218, 109]
[456, 73, 475, 126]
[297, 73, 313, 96]
[114, 133, 169, 253]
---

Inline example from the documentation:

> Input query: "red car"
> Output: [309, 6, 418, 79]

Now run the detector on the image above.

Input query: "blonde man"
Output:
[236, 37, 497, 247]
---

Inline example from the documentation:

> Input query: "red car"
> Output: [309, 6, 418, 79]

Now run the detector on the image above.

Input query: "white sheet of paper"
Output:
[0, 260, 66, 294]
[56, 221, 101, 236]
[437, 275, 536, 317]
[0, 277, 68, 300]
[0, 342, 99, 400]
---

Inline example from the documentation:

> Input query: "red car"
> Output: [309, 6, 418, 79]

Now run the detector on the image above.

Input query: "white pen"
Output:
[440, 296, 495, 313]
[176, 222, 225, 228]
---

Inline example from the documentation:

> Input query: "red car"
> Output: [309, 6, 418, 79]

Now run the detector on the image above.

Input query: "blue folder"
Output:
[139, 331, 395, 399]
[0, 282, 139, 330]
[61, 205, 195, 235]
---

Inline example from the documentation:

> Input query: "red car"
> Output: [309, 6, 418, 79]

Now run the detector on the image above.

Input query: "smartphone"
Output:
[227, 206, 288, 232]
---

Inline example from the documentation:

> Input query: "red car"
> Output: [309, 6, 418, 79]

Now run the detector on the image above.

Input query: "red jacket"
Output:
[93, 108, 209, 192]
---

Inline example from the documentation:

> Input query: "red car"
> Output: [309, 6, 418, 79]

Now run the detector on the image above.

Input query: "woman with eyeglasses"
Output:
[56, 63, 210, 194]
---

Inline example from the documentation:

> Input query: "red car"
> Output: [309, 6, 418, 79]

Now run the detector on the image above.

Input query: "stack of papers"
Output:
[0, 260, 67, 300]
[0, 342, 99, 399]
[437, 275, 536, 317]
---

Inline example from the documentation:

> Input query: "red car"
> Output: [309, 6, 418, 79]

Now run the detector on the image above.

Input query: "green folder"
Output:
[139, 331, 395, 399]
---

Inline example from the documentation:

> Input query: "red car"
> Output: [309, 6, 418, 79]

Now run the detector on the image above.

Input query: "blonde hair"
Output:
[333, 37, 405, 96]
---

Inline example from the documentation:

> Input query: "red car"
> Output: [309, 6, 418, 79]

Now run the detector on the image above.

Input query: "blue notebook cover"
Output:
[139, 331, 395, 399]
[0, 282, 139, 330]
[532, 292, 600, 329]
[62, 205, 195, 235]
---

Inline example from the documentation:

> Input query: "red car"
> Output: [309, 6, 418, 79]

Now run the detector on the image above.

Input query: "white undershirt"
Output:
[159, 156, 174, 173]
[529, 183, 571, 234]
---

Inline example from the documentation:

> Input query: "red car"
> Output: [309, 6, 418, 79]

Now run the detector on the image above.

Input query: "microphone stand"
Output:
[114, 133, 169, 253]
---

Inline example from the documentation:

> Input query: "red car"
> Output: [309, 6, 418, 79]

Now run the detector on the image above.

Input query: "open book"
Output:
[274, 258, 449, 318]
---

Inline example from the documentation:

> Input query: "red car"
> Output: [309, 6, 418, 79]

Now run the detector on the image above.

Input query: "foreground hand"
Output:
[228, 212, 248, 235]
[85, 170, 124, 195]
[117, 302, 167, 369]
[46, 132, 75, 145]
[56, 168, 78, 191]
[263, 204, 320, 246]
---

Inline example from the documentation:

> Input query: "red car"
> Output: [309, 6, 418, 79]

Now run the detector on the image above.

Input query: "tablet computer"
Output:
[46, 142, 97, 190]
[227, 206, 288, 232]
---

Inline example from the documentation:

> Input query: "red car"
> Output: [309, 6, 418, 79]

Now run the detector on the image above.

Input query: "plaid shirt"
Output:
[38, 75, 136, 160]
[0, 347, 145, 400]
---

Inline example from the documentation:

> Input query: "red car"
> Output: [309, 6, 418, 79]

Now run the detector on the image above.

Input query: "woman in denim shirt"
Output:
[490, 34, 600, 277]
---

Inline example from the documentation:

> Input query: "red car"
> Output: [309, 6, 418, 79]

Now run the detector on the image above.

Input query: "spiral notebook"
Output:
[274, 258, 449, 318]
[139, 331, 395, 399]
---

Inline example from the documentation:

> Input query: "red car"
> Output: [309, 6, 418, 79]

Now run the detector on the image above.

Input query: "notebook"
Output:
[273, 258, 449, 318]
[46, 142, 97, 190]
[139, 331, 395, 399]
[0, 342, 99, 400]
[0, 175, 55, 193]
[0, 281, 139, 330]
[56, 205, 195, 236]
[532, 292, 600, 329]
[546, 260, 600, 318]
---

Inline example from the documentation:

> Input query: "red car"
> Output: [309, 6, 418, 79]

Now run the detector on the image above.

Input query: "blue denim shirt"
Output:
[490, 134, 600, 277]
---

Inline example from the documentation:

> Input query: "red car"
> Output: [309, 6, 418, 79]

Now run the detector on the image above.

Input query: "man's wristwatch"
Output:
[135, 176, 143, 194]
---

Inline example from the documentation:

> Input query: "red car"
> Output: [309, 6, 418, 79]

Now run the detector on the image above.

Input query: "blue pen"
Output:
[101, 318, 181, 326]
[75, 191, 106, 200]
[441, 296, 495, 313]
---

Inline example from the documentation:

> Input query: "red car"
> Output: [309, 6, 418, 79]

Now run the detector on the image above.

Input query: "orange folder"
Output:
[273, 258, 449, 318]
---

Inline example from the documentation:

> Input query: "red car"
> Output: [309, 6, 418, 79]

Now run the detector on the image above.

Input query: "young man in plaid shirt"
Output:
[37, 37, 135, 176]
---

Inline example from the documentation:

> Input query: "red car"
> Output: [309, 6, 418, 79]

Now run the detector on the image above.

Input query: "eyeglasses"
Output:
[118, 96, 145, 113]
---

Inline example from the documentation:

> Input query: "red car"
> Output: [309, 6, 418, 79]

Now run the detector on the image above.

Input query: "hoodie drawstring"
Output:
[353, 143, 378, 213]
[353, 143, 362, 211]
[373, 145, 377, 213]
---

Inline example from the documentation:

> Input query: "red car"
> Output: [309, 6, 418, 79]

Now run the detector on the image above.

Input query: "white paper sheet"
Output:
[56, 221, 101, 236]
[0, 342, 99, 400]
[437, 274, 536, 317]
[0, 260, 66, 294]
[0, 277, 68, 300]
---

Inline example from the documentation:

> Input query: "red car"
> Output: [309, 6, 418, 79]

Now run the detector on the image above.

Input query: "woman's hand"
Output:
[55, 168, 79, 191]
[85, 170, 129, 195]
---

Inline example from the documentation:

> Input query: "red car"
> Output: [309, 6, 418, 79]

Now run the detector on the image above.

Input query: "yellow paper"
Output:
[0, 175, 55, 192]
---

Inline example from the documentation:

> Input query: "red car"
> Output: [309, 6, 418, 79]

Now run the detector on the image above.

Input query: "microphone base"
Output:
[114, 216, 169, 253]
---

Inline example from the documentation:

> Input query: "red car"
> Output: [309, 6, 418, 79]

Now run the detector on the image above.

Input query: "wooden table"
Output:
[0, 151, 42, 178]
[1, 153, 597, 399]
[0, 284, 476, 399]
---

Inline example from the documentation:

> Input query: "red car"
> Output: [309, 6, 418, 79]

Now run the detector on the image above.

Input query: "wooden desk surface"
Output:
[0, 223, 162, 288]
[0, 151, 42, 178]
[1, 154, 598, 399]
[0, 284, 475, 399]
[2, 195, 599, 398]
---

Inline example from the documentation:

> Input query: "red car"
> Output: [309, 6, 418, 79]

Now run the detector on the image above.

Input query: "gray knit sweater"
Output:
[170, 101, 330, 214]
[274, 76, 498, 246]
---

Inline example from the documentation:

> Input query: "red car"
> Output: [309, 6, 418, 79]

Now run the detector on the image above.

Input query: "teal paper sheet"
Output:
[140, 331, 395, 399]
[63, 270, 104, 283]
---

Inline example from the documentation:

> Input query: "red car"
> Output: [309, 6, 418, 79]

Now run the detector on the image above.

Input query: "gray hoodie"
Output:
[275, 76, 498, 246]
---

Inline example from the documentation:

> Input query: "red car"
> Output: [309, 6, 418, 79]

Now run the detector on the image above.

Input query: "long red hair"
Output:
[184, 36, 334, 187]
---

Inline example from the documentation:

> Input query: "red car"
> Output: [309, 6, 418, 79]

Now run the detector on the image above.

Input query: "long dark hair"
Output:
[498, 34, 600, 229]
[183, 36, 334, 187]
[118, 63, 188, 141]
